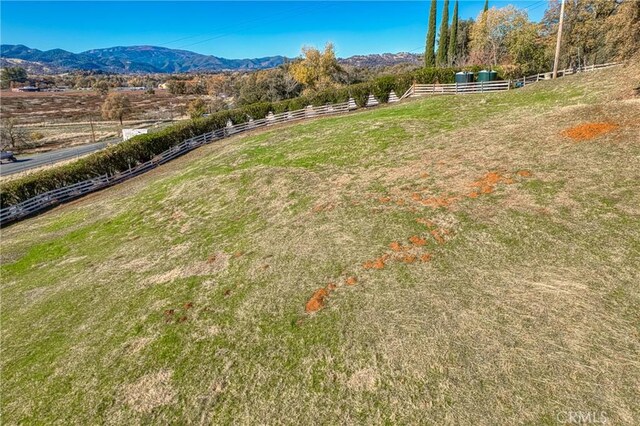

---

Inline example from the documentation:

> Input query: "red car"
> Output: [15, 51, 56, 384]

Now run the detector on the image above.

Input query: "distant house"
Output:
[12, 86, 40, 92]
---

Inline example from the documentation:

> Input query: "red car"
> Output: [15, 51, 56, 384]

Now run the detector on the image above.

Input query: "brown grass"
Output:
[122, 370, 176, 413]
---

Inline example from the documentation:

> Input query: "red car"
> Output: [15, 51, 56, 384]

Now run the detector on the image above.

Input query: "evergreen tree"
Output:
[484, 0, 489, 13]
[425, 0, 437, 67]
[436, 0, 450, 66]
[448, 0, 459, 65]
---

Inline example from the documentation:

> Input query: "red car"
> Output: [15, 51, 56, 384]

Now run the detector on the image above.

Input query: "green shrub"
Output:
[371, 76, 396, 103]
[29, 131, 45, 141]
[349, 83, 371, 107]
[284, 96, 310, 112]
[392, 73, 414, 98]
[242, 102, 272, 120]
[413, 67, 456, 84]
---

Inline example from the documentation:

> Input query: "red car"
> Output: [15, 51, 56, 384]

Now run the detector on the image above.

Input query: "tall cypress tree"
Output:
[424, 0, 437, 67]
[483, 0, 489, 13]
[448, 0, 459, 65]
[436, 0, 450, 66]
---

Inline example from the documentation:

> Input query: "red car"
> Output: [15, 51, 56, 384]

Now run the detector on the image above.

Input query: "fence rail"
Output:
[408, 80, 511, 97]
[513, 62, 620, 86]
[0, 62, 622, 226]
[403, 62, 622, 99]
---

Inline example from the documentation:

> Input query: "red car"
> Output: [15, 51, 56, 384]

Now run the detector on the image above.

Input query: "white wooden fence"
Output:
[513, 62, 620, 86]
[401, 62, 621, 99]
[0, 100, 356, 225]
[402, 80, 511, 98]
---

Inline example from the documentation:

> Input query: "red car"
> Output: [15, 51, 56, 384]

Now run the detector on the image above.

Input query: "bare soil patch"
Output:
[561, 122, 618, 141]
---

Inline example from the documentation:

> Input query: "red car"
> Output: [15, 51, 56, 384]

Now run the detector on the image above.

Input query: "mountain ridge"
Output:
[1, 44, 421, 74]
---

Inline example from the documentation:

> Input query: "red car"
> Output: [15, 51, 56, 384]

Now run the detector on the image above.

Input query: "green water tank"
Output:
[455, 71, 474, 83]
[477, 70, 498, 82]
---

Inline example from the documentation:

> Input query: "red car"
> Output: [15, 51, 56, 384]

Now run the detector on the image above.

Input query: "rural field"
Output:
[1, 66, 639, 424]
[0, 89, 194, 152]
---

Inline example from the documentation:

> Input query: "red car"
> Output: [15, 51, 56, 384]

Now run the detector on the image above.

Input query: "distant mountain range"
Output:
[0, 44, 421, 74]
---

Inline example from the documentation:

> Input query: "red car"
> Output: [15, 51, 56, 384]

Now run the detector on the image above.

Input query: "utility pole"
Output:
[552, 0, 566, 79]
[89, 115, 96, 144]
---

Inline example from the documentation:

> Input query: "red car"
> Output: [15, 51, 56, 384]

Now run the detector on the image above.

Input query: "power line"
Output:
[524, 0, 547, 11]
[162, 3, 335, 52]
[524, 0, 549, 14]
[159, 3, 313, 47]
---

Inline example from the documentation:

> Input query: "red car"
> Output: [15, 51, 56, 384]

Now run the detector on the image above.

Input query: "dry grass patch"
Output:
[122, 370, 176, 413]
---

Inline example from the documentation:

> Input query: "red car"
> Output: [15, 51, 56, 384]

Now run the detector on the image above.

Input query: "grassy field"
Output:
[1, 66, 639, 424]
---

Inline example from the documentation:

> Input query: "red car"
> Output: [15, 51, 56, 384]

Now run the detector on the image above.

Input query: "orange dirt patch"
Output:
[468, 171, 514, 198]
[305, 283, 339, 313]
[516, 170, 532, 177]
[420, 253, 433, 262]
[363, 254, 389, 270]
[420, 172, 430, 178]
[346, 276, 358, 286]
[409, 236, 427, 247]
[184, 302, 193, 310]
[389, 241, 404, 252]
[305, 288, 329, 313]
[411, 193, 422, 201]
[562, 122, 618, 141]
[378, 197, 391, 203]
[402, 255, 417, 264]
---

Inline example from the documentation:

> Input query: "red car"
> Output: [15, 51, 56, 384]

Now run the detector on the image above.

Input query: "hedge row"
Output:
[0, 67, 460, 208]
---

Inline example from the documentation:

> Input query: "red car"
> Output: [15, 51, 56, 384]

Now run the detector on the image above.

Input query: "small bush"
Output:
[371, 76, 396, 103]
[30, 131, 45, 141]
[349, 83, 371, 107]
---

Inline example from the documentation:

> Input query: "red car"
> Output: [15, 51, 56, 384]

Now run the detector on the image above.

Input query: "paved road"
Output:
[0, 138, 118, 176]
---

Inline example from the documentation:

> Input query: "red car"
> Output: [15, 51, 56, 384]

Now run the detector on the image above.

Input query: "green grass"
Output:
[1, 67, 639, 424]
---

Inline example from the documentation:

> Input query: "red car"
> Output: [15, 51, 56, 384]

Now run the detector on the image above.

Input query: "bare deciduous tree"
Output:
[101, 93, 132, 126]
[0, 118, 29, 152]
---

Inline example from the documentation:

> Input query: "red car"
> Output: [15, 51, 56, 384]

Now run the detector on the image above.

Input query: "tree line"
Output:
[424, 0, 639, 76]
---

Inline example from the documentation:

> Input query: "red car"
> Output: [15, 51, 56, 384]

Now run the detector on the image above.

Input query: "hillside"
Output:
[1, 66, 639, 423]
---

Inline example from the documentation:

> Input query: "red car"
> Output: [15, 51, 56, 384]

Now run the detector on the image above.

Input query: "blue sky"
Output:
[1, 1, 548, 58]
